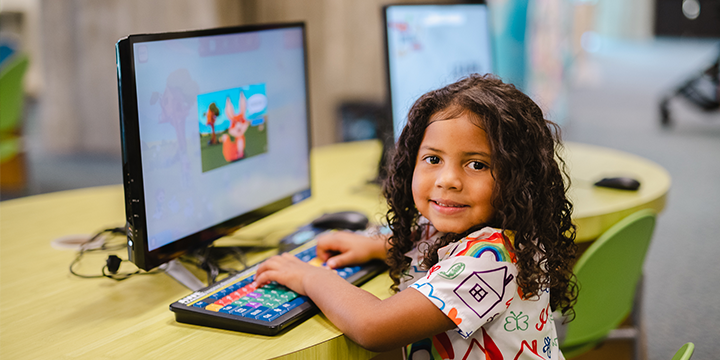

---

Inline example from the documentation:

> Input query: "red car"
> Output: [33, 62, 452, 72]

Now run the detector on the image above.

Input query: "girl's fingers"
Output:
[252, 271, 274, 287]
[325, 252, 358, 269]
[316, 234, 345, 256]
[253, 255, 286, 286]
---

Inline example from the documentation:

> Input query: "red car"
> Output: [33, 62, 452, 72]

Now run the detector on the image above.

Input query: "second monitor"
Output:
[384, 2, 495, 140]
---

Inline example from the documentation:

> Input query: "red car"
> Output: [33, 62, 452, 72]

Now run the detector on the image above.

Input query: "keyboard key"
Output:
[307, 258, 323, 267]
[216, 292, 241, 306]
[260, 281, 278, 289]
[207, 293, 223, 301]
[266, 287, 286, 294]
[295, 248, 316, 262]
[245, 301, 263, 309]
[254, 287, 270, 294]
[205, 303, 224, 312]
[230, 305, 253, 317]
[257, 307, 289, 322]
[236, 285, 254, 298]
[278, 292, 298, 302]
[279, 296, 307, 312]
[232, 297, 251, 307]
[262, 298, 285, 309]
[245, 306, 270, 319]
[237, 278, 253, 287]
[260, 296, 276, 305]
[224, 283, 242, 293]
[192, 301, 210, 308]
[219, 305, 237, 314]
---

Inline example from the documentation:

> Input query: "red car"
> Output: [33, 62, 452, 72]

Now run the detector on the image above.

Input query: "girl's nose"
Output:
[435, 165, 463, 190]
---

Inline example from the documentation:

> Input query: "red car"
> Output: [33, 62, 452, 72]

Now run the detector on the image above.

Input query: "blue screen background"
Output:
[132, 27, 310, 251]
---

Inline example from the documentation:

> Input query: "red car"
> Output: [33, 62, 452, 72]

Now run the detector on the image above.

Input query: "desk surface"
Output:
[562, 142, 670, 241]
[0, 140, 669, 359]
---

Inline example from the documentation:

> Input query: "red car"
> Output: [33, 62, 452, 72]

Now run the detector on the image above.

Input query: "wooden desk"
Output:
[0, 140, 669, 359]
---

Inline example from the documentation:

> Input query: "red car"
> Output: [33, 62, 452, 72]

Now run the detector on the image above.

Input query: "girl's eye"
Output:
[468, 161, 487, 170]
[424, 155, 440, 165]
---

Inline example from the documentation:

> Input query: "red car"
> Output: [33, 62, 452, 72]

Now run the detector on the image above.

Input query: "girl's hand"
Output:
[252, 253, 330, 295]
[315, 231, 388, 269]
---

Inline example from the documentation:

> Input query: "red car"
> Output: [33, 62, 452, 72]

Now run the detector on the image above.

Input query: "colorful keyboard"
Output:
[170, 228, 386, 335]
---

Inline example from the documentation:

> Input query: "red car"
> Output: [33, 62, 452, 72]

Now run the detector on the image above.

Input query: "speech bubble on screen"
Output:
[247, 94, 267, 115]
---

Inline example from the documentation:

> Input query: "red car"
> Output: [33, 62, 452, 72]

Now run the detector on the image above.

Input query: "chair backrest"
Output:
[671, 342, 694, 360]
[562, 209, 657, 348]
[0, 54, 29, 133]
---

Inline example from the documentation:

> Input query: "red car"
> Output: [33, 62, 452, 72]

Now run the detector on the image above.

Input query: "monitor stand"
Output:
[159, 259, 205, 291]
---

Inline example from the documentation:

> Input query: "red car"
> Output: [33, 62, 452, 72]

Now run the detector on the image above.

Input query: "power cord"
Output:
[69, 226, 289, 284]
[68, 226, 161, 281]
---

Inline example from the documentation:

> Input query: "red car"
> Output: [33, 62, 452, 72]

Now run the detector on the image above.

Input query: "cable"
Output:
[69, 226, 279, 284]
[179, 246, 250, 285]
[68, 226, 160, 281]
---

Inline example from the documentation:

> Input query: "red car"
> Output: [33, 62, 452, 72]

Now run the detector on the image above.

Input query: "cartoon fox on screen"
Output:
[221, 91, 250, 162]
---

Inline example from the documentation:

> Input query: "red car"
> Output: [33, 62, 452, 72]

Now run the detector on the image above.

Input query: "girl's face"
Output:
[412, 110, 496, 234]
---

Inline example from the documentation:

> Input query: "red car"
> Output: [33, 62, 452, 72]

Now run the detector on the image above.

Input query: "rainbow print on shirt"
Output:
[456, 232, 515, 263]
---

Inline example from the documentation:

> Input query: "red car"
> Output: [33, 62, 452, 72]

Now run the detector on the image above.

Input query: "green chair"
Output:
[0, 54, 29, 192]
[671, 342, 694, 360]
[0, 53, 29, 159]
[559, 209, 657, 359]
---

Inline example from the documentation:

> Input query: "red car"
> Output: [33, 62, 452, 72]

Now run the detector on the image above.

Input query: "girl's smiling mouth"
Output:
[430, 199, 469, 214]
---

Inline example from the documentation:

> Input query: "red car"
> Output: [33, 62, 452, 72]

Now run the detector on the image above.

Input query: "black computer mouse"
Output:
[594, 177, 641, 191]
[311, 211, 369, 231]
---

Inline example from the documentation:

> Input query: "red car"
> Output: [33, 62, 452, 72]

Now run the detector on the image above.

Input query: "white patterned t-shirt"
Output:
[401, 224, 563, 360]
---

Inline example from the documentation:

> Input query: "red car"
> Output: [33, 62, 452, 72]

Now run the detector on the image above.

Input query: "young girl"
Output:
[254, 74, 577, 359]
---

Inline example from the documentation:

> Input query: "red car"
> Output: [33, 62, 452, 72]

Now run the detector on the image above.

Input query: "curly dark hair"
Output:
[383, 73, 578, 318]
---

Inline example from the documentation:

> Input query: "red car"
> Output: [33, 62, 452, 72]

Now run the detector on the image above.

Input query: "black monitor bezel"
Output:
[116, 23, 312, 271]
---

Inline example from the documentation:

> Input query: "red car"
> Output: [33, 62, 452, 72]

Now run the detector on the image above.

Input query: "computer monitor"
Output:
[115, 23, 312, 279]
[384, 2, 494, 140]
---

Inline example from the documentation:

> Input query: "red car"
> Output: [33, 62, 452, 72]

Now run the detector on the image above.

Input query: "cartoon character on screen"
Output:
[204, 102, 220, 145]
[221, 91, 250, 162]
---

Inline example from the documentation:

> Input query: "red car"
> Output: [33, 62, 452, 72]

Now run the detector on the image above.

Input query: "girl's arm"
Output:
[253, 253, 456, 352]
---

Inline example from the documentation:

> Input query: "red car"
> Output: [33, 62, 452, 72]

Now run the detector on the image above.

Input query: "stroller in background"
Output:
[660, 46, 720, 127]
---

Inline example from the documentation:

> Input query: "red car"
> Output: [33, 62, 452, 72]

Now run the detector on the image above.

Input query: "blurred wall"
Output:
[31, 0, 656, 156]
[36, 0, 435, 156]
[595, 0, 655, 40]
[38, 0, 218, 156]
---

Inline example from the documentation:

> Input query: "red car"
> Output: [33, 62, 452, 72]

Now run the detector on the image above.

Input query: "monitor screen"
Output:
[116, 23, 312, 271]
[384, 3, 494, 139]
